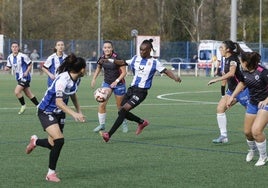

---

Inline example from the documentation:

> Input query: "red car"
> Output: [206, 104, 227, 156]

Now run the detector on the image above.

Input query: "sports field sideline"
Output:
[0, 73, 267, 188]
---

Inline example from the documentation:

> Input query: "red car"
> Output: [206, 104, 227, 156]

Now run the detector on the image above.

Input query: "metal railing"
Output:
[0, 60, 214, 77]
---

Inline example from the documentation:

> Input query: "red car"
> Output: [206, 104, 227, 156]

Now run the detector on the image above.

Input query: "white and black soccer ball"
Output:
[94, 88, 108, 103]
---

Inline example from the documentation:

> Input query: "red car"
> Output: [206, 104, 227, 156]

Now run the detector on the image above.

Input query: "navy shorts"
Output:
[38, 109, 65, 132]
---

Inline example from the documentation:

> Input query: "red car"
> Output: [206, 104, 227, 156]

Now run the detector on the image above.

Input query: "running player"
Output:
[208, 40, 249, 143]
[25, 54, 86, 182]
[227, 52, 268, 166]
[4, 41, 39, 114]
[91, 41, 128, 133]
[99, 39, 181, 142]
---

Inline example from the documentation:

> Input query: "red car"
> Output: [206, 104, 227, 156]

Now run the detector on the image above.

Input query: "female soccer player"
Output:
[208, 40, 249, 144]
[42, 40, 67, 87]
[25, 54, 86, 182]
[227, 52, 268, 166]
[99, 39, 181, 142]
[4, 41, 39, 114]
[91, 41, 128, 133]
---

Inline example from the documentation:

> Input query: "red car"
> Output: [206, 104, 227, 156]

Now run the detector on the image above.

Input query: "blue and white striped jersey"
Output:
[38, 72, 81, 113]
[126, 55, 166, 89]
[7, 52, 32, 81]
[43, 53, 67, 86]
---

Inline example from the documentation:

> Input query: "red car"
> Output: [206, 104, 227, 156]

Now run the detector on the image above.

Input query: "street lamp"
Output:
[131, 29, 138, 56]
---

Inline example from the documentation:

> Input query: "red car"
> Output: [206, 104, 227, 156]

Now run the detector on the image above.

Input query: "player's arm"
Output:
[56, 95, 85, 122]
[90, 61, 102, 88]
[42, 66, 56, 80]
[23, 62, 32, 77]
[162, 69, 181, 82]
[208, 61, 236, 85]
[226, 82, 246, 108]
[70, 93, 82, 114]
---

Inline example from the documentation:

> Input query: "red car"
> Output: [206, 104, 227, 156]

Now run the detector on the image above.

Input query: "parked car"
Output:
[170, 57, 192, 70]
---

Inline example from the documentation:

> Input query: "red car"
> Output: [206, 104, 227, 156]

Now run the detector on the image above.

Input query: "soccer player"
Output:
[91, 41, 128, 133]
[227, 52, 268, 166]
[208, 40, 249, 143]
[99, 39, 181, 142]
[25, 54, 86, 182]
[42, 40, 67, 87]
[4, 41, 39, 114]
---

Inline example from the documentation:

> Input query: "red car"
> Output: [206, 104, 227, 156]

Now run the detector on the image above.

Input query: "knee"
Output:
[54, 138, 65, 147]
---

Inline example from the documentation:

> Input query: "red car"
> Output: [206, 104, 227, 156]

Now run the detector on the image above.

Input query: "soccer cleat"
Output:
[18, 105, 26, 115]
[46, 173, 60, 182]
[25, 135, 38, 154]
[246, 149, 256, 162]
[122, 120, 128, 133]
[212, 135, 228, 143]
[255, 156, 267, 167]
[136, 120, 149, 135]
[99, 131, 110, 142]
[93, 124, 105, 132]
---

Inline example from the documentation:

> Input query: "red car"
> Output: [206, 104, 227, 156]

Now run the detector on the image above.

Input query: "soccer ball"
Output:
[94, 88, 108, 103]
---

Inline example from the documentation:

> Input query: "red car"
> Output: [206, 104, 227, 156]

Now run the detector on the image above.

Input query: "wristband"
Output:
[115, 79, 120, 83]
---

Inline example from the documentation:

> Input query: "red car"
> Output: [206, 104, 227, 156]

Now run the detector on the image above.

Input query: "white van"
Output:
[197, 40, 252, 69]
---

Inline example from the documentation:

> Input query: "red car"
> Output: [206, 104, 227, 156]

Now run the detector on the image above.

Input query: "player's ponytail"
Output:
[57, 53, 86, 74]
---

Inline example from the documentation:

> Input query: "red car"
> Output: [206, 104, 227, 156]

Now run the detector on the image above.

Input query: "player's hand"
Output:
[98, 58, 109, 65]
[73, 112, 86, 122]
[208, 79, 217, 85]
[175, 77, 182, 83]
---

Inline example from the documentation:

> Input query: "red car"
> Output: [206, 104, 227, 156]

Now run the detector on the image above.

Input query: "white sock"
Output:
[47, 168, 55, 175]
[247, 139, 256, 151]
[256, 139, 267, 159]
[98, 113, 106, 125]
[217, 113, 227, 137]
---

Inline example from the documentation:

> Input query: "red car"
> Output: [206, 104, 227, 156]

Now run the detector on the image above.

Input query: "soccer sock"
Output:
[30, 96, 39, 106]
[47, 168, 55, 175]
[108, 108, 127, 137]
[18, 96, 25, 106]
[36, 138, 52, 149]
[247, 139, 256, 151]
[221, 85, 226, 96]
[48, 138, 64, 170]
[217, 113, 227, 137]
[98, 112, 106, 125]
[125, 111, 143, 124]
[256, 139, 267, 159]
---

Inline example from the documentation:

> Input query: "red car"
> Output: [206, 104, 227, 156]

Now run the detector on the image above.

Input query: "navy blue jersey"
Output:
[97, 52, 125, 85]
[241, 65, 268, 105]
[224, 54, 243, 91]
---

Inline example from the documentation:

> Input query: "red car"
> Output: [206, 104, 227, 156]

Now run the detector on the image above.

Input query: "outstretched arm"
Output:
[163, 69, 181, 83]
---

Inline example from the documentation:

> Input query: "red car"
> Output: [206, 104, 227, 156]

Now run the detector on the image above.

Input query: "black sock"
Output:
[108, 109, 127, 137]
[18, 97, 25, 106]
[125, 111, 142, 124]
[30, 96, 39, 106]
[36, 138, 52, 149]
[49, 138, 64, 170]
[221, 85, 226, 96]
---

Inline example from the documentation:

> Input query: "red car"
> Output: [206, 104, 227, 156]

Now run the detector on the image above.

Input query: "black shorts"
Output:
[122, 86, 148, 109]
[38, 109, 66, 132]
[18, 78, 30, 88]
